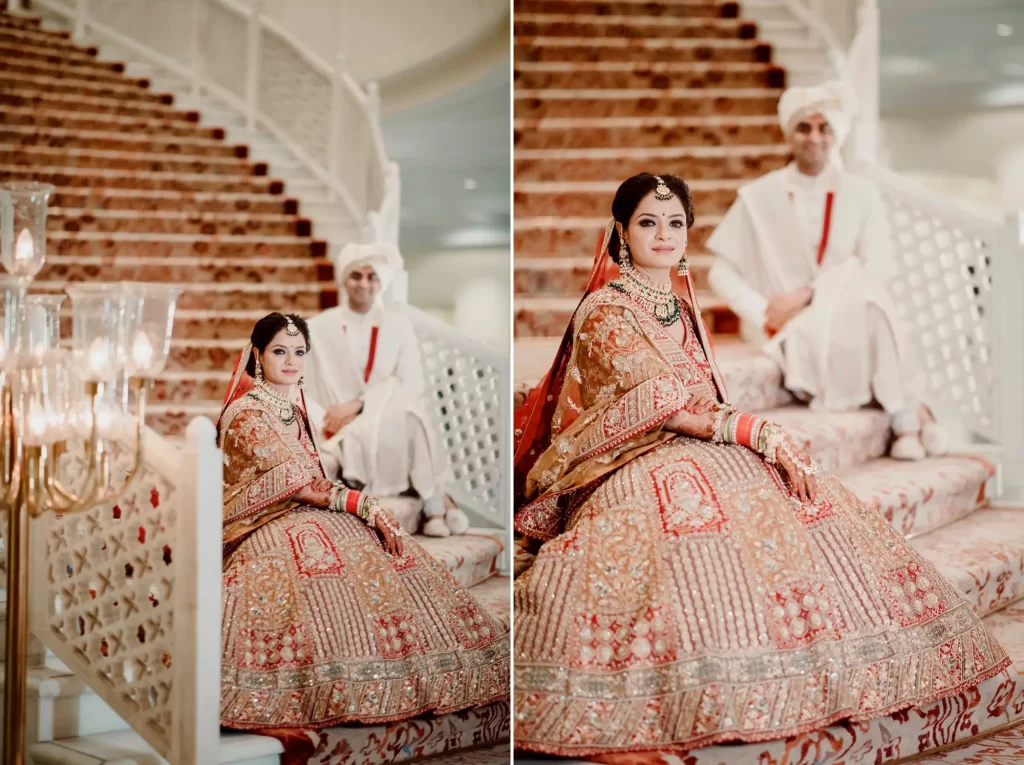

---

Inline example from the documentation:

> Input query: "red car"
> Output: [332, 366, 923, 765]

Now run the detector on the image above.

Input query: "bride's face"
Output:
[622, 191, 688, 272]
[258, 328, 307, 386]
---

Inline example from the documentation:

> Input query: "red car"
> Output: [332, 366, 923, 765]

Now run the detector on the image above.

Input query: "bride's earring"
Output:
[254, 354, 263, 383]
[619, 239, 632, 274]
[678, 246, 689, 276]
[298, 376, 305, 388]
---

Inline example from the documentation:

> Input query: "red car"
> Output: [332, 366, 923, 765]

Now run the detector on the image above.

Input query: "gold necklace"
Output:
[250, 380, 296, 425]
[609, 268, 680, 327]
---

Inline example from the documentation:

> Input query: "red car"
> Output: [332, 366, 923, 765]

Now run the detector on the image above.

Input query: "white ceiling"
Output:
[379, 62, 510, 255]
[880, 0, 1024, 114]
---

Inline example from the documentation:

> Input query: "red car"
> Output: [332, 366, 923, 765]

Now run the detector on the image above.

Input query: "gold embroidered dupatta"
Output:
[515, 286, 729, 543]
[218, 395, 325, 546]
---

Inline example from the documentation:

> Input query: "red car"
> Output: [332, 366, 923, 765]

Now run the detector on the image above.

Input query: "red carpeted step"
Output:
[0, 70, 167, 103]
[514, 14, 757, 40]
[0, 12, 44, 30]
[0, 165, 281, 194]
[0, 41, 121, 72]
[49, 209, 311, 236]
[515, 0, 728, 18]
[514, 115, 784, 150]
[514, 38, 772, 63]
[50, 188, 296, 215]
[46, 231, 322, 258]
[0, 145, 263, 177]
[0, 124, 243, 158]
[41, 253, 330, 282]
[0, 25, 90, 51]
[42, 279, 336, 312]
[514, 145, 791, 181]
[514, 87, 782, 119]
[0, 88, 184, 119]
[515, 60, 786, 90]
[0, 55, 132, 84]
[0, 106, 219, 138]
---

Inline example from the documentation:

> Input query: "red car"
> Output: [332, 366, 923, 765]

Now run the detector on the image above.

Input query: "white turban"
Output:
[333, 242, 402, 303]
[777, 80, 859, 148]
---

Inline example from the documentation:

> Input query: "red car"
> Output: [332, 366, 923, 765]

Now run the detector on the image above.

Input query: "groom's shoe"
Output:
[423, 516, 451, 537]
[891, 433, 927, 461]
[445, 508, 470, 536]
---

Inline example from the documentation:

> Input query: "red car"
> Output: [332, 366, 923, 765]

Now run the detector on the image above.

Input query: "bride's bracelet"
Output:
[711, 406, 735, 443]
[717, 410, 769, 451]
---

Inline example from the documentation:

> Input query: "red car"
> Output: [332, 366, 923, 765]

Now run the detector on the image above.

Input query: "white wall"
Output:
[881, 109, 1024, 212]
[238, 0, 507, 85]
[406, 249, 510, 353]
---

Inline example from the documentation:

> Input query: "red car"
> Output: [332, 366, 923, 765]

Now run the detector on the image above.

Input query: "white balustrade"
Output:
[409, 306, 509, 528]
[862, 166, 1002, 443]
[28, 421, 223, 764]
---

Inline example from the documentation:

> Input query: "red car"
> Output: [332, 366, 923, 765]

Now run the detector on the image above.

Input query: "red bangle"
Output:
[345, 490, 361, 515]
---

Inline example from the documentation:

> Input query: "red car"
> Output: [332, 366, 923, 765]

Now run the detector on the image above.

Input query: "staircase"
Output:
[0, 9, 340, 438]
[513, 0, 794, 339]
[513, 0, 1024, 761]
[0, 6, 509, 763]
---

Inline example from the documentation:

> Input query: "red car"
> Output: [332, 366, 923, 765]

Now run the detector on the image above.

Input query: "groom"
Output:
[304, 243, 469, 537]
[707, 79, 943, 460]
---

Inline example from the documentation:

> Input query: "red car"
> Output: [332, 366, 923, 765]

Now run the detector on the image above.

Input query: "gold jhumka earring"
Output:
[254, 353, 263, 383]
[619, 239, 632, 274]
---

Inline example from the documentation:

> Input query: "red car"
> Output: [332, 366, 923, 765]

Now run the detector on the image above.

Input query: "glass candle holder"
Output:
[65, 283, 132, 382]
[0, 182, 54, 278]
[0, 274, 32, 366]
[122, 283, 180, 378]
[23, 294, 65, 360]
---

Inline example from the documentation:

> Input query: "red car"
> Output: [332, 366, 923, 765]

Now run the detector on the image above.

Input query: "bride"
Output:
[217, 312, 509, 729]
[512, 173, 1008, 757]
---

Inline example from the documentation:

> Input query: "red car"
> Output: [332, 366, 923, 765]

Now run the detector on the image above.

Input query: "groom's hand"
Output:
[324, 400, 363, 435]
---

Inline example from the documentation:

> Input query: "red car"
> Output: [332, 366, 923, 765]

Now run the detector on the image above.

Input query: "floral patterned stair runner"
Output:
[513, 0, 790, 338]
[0, 8, 335, 437]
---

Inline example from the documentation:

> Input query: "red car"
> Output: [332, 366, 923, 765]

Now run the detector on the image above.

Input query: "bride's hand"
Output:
[665, 408, 716, 439]
[685, 391, 718, 415]
[374, 511, 405, 557]
[774, 436, 818, 503]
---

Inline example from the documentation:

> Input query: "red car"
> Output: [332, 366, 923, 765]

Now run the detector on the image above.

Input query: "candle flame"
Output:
[132, 332, 153, 370]
[88, 338, 108, 374]
[14, 229, 33, 261]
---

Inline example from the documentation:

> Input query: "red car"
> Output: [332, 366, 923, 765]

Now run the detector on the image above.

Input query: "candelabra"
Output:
[0, 183, 179, 764]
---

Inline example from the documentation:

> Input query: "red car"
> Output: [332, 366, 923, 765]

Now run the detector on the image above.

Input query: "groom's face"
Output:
[345, 265, 380, 311]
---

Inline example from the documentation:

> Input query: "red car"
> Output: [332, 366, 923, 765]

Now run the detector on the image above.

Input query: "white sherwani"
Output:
[304, 305, 452, 499]
[707, 163, 922, 416]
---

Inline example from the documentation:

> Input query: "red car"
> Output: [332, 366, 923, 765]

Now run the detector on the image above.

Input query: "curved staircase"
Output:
[513, 0, 1024, 762]
[0, 7, 509, 764]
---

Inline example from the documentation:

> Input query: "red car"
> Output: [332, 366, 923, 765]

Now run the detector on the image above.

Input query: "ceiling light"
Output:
[997, 23, 1014, 37]
[463, 178, 478, 191]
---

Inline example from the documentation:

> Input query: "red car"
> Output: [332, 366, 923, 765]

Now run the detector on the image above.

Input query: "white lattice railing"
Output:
[28, 420, 223, 764]
[409, 305, 510, 528]
[863, 166, 1008, 444]
[27, 0, 400, 234]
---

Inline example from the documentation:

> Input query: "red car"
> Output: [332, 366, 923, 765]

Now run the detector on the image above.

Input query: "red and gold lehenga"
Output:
[216, 348, 509, 729]
[512, 222, 1009, 757]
